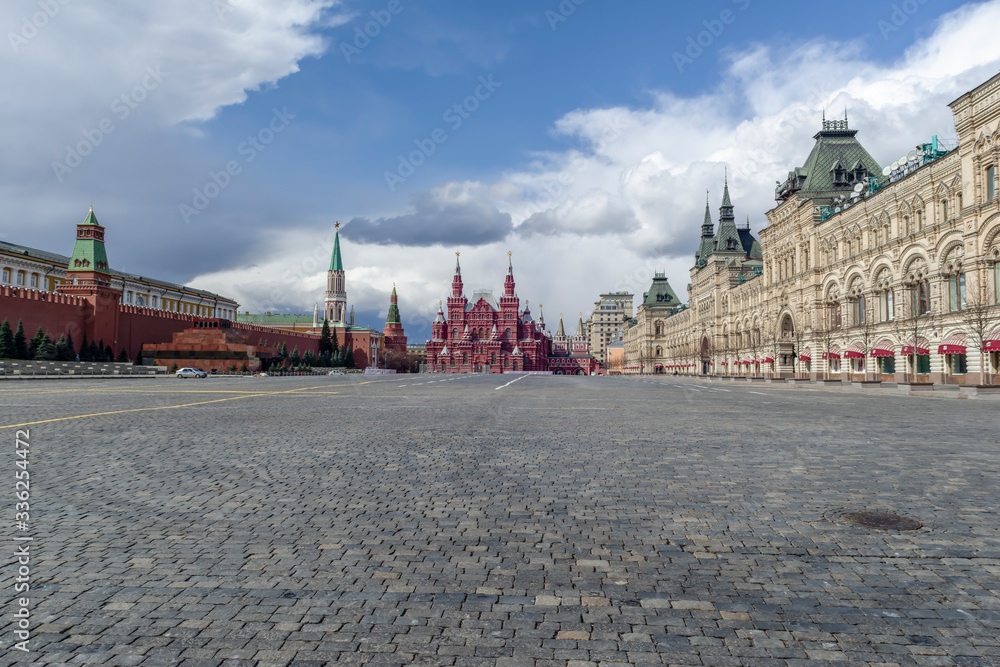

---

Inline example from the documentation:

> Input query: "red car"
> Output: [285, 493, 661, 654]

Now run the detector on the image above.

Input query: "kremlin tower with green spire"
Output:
[324, 222, 347, 323]
[382, 284, 407, 356]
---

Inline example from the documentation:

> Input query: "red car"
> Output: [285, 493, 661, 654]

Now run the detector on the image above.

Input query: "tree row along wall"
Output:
[0, 287, 89, 344]
[0, 290, 324, 361]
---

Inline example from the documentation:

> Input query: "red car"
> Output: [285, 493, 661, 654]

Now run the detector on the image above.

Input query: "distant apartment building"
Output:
[585, 292, 633, 360]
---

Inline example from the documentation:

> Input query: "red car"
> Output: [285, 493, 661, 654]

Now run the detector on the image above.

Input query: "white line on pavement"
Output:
[495, 375, 528, 390]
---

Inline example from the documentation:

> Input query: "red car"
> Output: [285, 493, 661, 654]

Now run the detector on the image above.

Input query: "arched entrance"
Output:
[700, 337, 711, 375]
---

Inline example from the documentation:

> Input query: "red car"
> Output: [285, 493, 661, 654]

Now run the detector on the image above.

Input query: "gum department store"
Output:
[624, 71, 1000, 384]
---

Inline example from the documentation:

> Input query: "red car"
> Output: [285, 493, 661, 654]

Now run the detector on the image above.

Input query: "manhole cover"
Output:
[842, 511, 922, 531]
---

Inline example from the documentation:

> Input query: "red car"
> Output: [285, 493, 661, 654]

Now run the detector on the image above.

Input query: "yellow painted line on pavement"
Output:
[0, 394, 260, 430]
[0, 383, 350, 430]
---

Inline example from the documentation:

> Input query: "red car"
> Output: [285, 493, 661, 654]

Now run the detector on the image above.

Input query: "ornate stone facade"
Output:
[427, 255, 552, 373]
[626, 71, 1000, 384]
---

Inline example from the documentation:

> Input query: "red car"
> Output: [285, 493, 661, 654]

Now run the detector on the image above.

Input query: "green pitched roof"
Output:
[776, 119, 882, 201]
[642, 273, 681, 308]
[330, 228, 344, 271]
[69, 207, 110, 273]
[711, 181, 743, 257]
[82, 207, 101, 226]
[385, 286, 401, 325]
[695, 198, 715, 267]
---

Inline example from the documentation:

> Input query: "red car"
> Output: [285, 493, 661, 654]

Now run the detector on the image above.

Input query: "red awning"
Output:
[844, 342, 865, 359]
[985, 329, 1000, 352]
[761, 357, 774, 363]
[901, 346, 929, 355]
[798, 355, 811, 361]
[870, 339, 894, 357]
[822, 352, 840, 360]
[938, 333, 967, 355]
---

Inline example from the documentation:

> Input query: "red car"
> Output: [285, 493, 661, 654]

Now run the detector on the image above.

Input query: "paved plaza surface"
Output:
[1, 374, 999, 666]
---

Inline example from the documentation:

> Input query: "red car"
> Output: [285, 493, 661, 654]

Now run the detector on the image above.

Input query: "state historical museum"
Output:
[426, 254, 552, 373]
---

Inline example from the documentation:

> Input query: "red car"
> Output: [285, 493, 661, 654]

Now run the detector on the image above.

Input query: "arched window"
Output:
[654, 321, 662, 336]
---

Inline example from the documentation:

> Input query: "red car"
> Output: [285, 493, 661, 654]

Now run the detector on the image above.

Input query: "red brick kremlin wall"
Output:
[0, 287, 321, 362]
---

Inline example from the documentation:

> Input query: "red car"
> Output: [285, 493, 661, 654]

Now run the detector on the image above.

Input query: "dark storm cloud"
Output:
[341, 188, 513, 247]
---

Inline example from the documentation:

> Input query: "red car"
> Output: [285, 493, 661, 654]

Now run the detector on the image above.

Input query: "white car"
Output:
[328, 370, 345, 375]
[176, 367, 207, 378]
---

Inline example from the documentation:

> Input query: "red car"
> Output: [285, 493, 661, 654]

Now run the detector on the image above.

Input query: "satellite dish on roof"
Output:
[851, 192, 860, 199]
[890, 161, 899, 171]
[882, 166, 892, 176]
[853, 183, 864, 193]
[898, 155, 908, 165]
[907, 150, 917, 161]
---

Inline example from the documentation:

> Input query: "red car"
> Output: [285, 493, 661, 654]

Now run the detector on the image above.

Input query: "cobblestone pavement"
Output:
[2, 374, 999, 666]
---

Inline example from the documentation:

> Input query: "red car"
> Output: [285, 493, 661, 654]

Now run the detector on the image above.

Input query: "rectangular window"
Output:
[29, 274, 37, 288]
[988, 165, 996, 201]
[950, 353, 968, 375]
[949, 273, 966, 311]
[16, 272, 24, 286]
[879, 357, 895, 375]
[831, 303, 842, 329]
[995, 261, 1000, 303]
[915, 281, 930, 315]
[915, 354, 930, 375]
[942, 199, 949, 222]
[2, 268, 9, 283]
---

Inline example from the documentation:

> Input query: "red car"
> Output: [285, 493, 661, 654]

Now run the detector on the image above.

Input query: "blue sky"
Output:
[2, 0, 998, 342]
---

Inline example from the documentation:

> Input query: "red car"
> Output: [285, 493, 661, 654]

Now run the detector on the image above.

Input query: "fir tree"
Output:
[14, 321, 29, 359]
[65, 329, 76, 359]
[319, 319, 333, 355]
[79, 332, 91, 362]
[0, 320, 14, 359]
[104, 345, 113, 361]
[55, 335, 74, 361]
[343, 345, 355, 368]
[28, 327, 45, 359]
[35, 334, 57, 360]
[290, 346, 301, 366]
[117, 348, 129, 363]
[319, 350, 331, 367]
[279, 342, 289, 360]
[88, 340, 101, 361]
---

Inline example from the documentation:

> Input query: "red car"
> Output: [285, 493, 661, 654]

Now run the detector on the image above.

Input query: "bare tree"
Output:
[747, 327, 761, 378]
[816, 306, 838, 380]
[717, 331, 730, 376]
[853, 299, 878, 381]
[791, 326, 804, 379]
[959, 275, 1000, 385]
[891, 288, 935, 384]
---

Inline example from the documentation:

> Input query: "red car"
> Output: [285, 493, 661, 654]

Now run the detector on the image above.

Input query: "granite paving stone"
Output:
[1, 374, 998, 665]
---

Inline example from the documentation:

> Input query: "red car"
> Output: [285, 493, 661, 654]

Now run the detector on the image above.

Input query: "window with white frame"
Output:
[29, 274, 37, 288]
[948, 272, 966, 312]
[879, 288, 894, 322]
[2, 268, 9, 283]
[16, 271, 25, 286]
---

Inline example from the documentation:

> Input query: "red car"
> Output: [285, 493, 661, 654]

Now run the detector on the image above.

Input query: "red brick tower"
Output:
[383, 284, 407, 354]
[56, 207, 123, 352]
